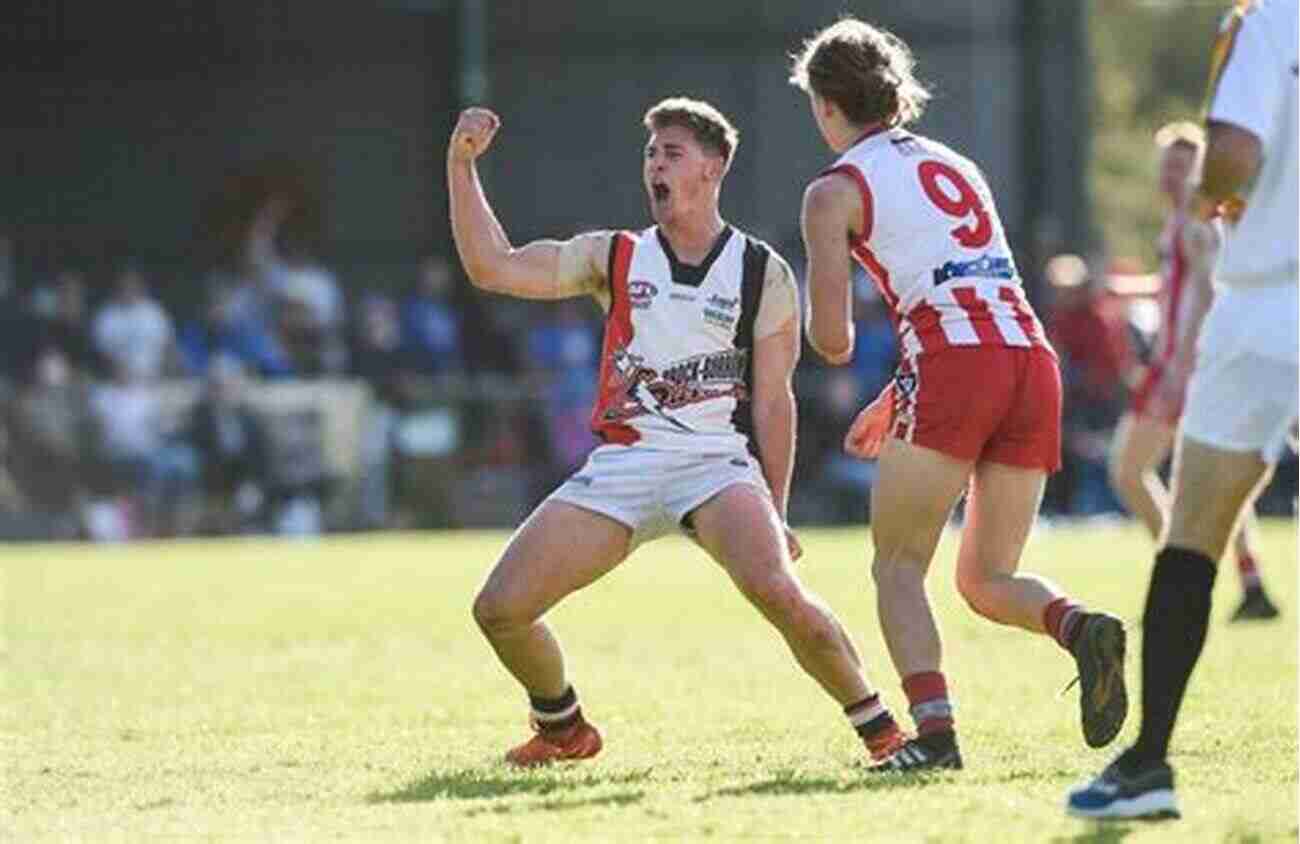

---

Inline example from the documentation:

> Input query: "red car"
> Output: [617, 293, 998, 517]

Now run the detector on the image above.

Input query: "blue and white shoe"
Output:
[1066, 754, 1180, 819]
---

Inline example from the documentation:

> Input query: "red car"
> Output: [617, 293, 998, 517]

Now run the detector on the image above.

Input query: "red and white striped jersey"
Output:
[825, 128, 1050, 360]
[1152, 211, 1209, 366]
[589, 225, 796, 452]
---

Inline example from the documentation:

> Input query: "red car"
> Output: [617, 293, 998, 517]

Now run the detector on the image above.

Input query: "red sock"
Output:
[1237, 552, 1261, 588]
[1043, 596, 1085, 652]
[902, 671, 954, 736]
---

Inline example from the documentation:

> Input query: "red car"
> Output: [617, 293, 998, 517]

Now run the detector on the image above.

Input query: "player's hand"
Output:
[783, 524, 804, 562]
[843, 383, 896, 460]
[449, 107, 501, 163]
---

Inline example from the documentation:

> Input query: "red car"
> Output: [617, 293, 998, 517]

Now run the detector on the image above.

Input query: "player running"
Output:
[789, 18, 1128, 771]
[1108, 121, 1279, 623]
[1069, 0, 1298, 819]
[448, 98, 906, 766]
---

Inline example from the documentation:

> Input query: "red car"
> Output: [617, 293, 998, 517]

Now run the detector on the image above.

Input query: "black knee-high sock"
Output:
[1129, 546, 1217, 766]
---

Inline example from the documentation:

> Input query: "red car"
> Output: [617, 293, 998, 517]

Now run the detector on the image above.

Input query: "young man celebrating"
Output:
[448, 98, 903, 766]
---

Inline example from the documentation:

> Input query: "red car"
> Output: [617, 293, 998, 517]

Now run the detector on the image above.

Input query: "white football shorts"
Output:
[546, 444, 772, 549]
[1181, 282, 1299, 463]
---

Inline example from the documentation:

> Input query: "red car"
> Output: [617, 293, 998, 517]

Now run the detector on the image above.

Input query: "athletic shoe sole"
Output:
[1066, 788, 1180, 820]
[1076, 614, 1128, 749]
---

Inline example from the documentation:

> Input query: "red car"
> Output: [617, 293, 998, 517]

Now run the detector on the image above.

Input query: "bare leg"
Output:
[1129, 436, 1273, 762]
[472, 501, 630, 698]
[691, 484, 875, 706]
[869, 439, 972, 678]
[954, 461, 1057, 633]
[1232, 507, 1261, 563]
[1166, 438, 1271, 563]
[1108, 412, 1176, 542]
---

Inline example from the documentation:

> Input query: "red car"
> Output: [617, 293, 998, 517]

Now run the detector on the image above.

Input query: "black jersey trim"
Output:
[731, 235, 769, 461]
[604, 232, 621, 311]
[656, 225, 734, 288]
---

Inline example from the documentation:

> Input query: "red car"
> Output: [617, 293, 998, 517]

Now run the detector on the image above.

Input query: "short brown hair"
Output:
[789, 17, 930, 129]
[643, 97, 739, 165]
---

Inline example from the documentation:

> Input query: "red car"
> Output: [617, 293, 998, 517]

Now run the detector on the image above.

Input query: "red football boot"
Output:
[504, 719, 603, 767]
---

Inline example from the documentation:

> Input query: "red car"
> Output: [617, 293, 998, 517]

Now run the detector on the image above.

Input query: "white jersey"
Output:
[825, 128, 1049, 360]
[1206, 0, 1298, 290]
[590, 225, 795, 453]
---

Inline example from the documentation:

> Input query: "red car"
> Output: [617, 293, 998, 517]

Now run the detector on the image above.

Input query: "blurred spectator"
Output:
[847, 278, 897, 398]
[87, 362, 199, 537]
[246, 197, 347, 376]
[258, 404, 334, 537]
[4, 347, 94, 538]
[188, 357, 270, 534]
[401, 256, 465, 375]
[273, 290, 347, 376]
[1044, 254, 1133, 516]
[523, 300, 600, 479]
[1045, 254, 1138, 406]
[33, 271, 96, 374]
[92, 266, 176, 381]
[350, 294, 422, 529]
[811, 368, 881, 523]
[178, 280, 293, 378]
[810, 279, 899, 520]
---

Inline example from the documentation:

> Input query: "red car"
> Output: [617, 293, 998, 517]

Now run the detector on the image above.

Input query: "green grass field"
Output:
[4, 522, 1296, 842]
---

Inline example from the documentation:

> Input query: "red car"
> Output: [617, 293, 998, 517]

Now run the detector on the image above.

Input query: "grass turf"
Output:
[4, 522, 1296, 842]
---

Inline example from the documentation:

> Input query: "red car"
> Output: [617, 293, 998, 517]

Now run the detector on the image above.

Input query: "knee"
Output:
[748, 577, 837, 648]
[955, 568, 998, 620]
[472, 586, 529, 637]
[871, 554, 925, 593]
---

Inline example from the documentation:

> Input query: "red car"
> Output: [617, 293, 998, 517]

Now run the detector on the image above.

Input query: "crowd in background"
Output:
[1, 216, 1294, 542]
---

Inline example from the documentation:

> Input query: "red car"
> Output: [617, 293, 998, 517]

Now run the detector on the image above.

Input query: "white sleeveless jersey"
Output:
[590, 226, 777, 453]
[825, 128, 1050, 360]
[1206, 0, 1298, 290]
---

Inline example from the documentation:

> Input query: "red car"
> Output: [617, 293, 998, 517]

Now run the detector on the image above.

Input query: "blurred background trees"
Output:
[1088, 0, 1227, 265]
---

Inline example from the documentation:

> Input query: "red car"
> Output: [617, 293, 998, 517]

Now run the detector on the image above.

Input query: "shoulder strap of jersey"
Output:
[729, 235, 771, 461]
[735, 236, 770, 355]
[819, 163, 874, 246]
[604, 230, 635, 312]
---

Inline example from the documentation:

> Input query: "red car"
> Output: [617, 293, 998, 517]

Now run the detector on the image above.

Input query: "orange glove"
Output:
[843, 383, 896, 460]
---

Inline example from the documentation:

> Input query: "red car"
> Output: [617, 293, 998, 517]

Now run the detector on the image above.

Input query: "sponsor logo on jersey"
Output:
[599, 346, 749, 430]
[931, 253, 1014, 286]
[703, 293, 740, 328]
[628, 280, 658, 309]
[896, 372, 918, 398]
[669, 291, 697, 302]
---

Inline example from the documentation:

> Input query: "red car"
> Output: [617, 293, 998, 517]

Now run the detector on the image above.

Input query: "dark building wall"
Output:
[0, 1, 1087, 296]
[481, 1, 1046, 259]
[2, 0, 455, 286]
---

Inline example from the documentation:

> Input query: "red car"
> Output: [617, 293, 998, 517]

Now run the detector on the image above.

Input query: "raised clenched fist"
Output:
[449, 107, 501, 162]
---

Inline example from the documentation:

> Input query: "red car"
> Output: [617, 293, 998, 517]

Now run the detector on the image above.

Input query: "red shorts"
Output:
[891, 345, 1062, 472]
[1130, 362, 1186, 425]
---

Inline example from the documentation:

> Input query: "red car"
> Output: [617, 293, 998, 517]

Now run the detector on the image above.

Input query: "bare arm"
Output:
[799, 174, 861, 365]
[1191, 122, 1262, 221]
[1169, 219, 1219, 374]
[750, 257, 801, 519]
[448, 108, 609, 300]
